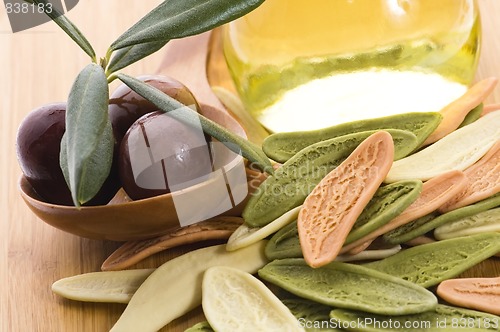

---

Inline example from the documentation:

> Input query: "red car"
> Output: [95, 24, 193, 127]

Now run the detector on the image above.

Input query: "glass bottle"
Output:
[223, 0, 480, 132]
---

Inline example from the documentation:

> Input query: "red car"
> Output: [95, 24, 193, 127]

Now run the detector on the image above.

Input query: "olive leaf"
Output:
[116, 73, 274, 174]
[61, 64, 113, 206]
[106, 40, 169, 75]
[110, 0, 265, 51]
[30, 0, 96, 60]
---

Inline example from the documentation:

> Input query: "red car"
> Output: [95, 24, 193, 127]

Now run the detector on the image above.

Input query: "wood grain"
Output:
[1, 1, 499, 331]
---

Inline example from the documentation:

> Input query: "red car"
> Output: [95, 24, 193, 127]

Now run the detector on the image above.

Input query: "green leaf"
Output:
[110, 0, 265, 50]
[116, 73, 273, 174]
[61, 64, 113, 206]
[31, 0, 96, 60]
[106, 40, 168, 75]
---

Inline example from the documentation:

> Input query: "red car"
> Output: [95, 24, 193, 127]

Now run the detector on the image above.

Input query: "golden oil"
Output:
[223, 0, 480, 132]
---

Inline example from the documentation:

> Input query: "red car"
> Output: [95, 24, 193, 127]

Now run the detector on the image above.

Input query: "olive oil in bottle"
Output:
[223, 0, 480, 132]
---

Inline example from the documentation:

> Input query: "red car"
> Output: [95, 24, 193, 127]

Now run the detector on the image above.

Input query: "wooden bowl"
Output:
[19, 105, 265, 241]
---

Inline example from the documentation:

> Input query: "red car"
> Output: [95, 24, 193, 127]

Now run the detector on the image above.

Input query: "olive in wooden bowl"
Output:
[19, 103, 266, 241]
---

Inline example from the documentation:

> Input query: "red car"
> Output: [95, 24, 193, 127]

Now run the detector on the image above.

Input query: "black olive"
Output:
[16, 103, 120, 206]
[108, 75, 201, 143]
[119, 111, 213, 200]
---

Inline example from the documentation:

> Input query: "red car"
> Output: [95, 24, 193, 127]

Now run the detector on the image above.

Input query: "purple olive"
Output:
[16, 103, 120, 206]
[108, 75, 201, 143]
[119, 111, 213, 200]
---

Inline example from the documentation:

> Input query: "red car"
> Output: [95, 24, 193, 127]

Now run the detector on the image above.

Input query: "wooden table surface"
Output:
[1, 1, 499, 331]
